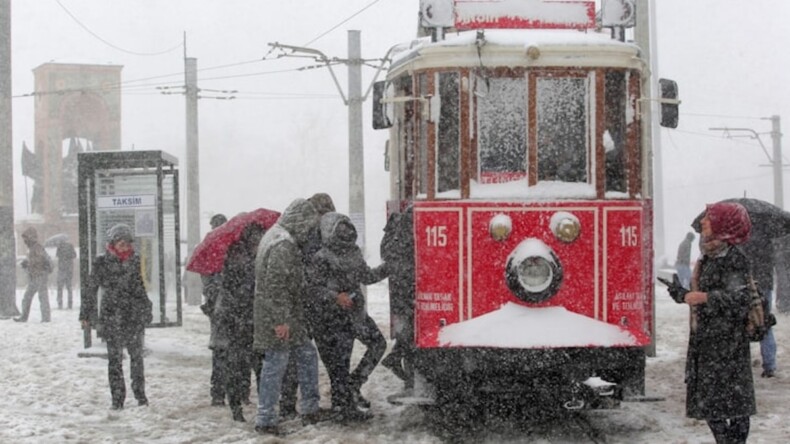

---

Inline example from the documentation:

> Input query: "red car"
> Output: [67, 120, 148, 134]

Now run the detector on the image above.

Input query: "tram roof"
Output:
[387, 29, 642, 77]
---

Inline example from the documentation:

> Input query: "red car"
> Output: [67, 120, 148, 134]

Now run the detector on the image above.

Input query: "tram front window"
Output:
[478, 77, 527, 183]
[536, 77, 588, 183]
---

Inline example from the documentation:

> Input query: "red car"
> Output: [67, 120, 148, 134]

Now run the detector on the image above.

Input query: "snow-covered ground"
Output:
[1, 282, 787, 443]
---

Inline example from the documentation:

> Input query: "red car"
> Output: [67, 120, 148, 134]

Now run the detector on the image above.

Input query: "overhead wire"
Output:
[301, 0, 386, 47]
[55, 0, 182, 56]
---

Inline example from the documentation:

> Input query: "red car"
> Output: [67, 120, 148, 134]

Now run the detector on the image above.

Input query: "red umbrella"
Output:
[186, 208, 280, 275]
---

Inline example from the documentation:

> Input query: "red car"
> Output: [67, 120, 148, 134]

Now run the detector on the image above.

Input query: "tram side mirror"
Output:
[659, 78, 679, 129]
[372, 81, 393, 129]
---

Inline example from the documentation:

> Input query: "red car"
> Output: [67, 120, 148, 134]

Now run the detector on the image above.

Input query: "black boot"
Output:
[231, 405, 246, 422]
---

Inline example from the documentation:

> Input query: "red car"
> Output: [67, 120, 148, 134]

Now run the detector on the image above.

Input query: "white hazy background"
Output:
[8, 0, 790, 263]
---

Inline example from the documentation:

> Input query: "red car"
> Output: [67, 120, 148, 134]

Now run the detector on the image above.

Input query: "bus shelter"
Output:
[78, 151, 182, 342]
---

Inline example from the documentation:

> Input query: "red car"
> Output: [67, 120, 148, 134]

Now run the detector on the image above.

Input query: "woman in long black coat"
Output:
[80, 224, 152, 410]
[219, 223, 266, 422]
[684, 202, 755, 444]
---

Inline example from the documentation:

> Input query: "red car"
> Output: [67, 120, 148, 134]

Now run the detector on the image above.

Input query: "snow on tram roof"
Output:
[389, 28, 641, 73]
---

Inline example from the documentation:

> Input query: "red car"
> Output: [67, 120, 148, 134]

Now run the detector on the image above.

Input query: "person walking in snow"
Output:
[221, 222, 266, 422]
[80, 224, 152, 410]
[675, 232, 694, 289]
[253, 198, 327, 435]
[15, 227, 52, 323]
[200, 213, 230, 407]
[305, 211, 389, 421]
[667, 202, 756, 444]
[55, 240, 77, 310]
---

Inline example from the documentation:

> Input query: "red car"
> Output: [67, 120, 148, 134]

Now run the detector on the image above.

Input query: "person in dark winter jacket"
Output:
[55, 240, 77, 310]
[379, 208, 416, 390]
[15, 227, 52, 323]
[280, 192, 336, 419]
[200, 213, 229, 407]
[80, 224, 153, 410]
[681, 203, 756, 444]
[306, 212, 389, 421]
[221, 222, 266, 422]
[675, 232, 695, 289]
[253, 198, 326, 435]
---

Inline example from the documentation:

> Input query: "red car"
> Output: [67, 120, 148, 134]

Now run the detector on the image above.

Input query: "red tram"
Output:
[373, 0, 678, 410]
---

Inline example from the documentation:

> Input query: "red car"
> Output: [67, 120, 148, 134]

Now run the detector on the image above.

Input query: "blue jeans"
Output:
[255, 341, 320, 427]
[761, 290, 777, 372]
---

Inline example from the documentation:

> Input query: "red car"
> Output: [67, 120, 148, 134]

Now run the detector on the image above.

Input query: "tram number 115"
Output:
[620, 225, 639, 247]
[426, 226, 448, 247]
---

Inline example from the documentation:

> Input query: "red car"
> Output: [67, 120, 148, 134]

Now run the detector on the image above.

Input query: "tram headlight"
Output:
[506, 238, 563, 303]
[550, 211, 581, 243]
[489, 214, 512, 241]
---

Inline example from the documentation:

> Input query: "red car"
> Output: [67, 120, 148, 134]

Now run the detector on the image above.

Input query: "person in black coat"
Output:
[55, 240, 77, 310]
[305, 212, 389, 421]
[679, 203, 756, 444]
[379, 208, 416, 389]
[220, 222, 266, 422]
[15, 227, 52, 323]
[200, 213, 230, 406]
[80, 224, 153, 410]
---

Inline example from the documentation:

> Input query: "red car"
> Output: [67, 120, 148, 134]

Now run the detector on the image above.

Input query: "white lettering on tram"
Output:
[416, 292, 454, 311]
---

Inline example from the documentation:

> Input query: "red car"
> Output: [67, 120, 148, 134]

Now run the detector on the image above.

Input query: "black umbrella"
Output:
[44, 233, 69, 248]
[691, 198, 790, 245]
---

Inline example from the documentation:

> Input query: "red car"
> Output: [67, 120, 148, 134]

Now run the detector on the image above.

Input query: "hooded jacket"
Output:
[305, 212, 389, 328]
[253, 199, 320, 351]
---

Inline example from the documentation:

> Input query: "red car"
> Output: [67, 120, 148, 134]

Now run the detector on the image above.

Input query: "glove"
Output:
[658, 273, 688, 304]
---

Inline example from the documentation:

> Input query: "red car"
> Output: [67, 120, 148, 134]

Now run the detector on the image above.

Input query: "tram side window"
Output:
[605, 71, 627, 193]
[417, 73, 429, 196]
[437, 72, 460, 193]
[536, 77, 588, 183]
[478, 77, 527, 183]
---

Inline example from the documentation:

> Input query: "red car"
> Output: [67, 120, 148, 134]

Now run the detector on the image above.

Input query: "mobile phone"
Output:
[656, 276, 672, 287]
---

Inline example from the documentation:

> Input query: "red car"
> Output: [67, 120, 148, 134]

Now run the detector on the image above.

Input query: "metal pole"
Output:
[348, 30, 366, 252]
[184, 56, 201, 305]
[0, 0, 19, 318]
[770, 115, 783, 209]
[635, 0, 657, 358]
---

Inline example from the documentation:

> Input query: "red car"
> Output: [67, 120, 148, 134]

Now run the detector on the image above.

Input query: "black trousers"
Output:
[19, 275, 50, 322]
[210, 348, 228, 402]
[106, 332, 146, 407]
[707, 416, 750, 444]
[56, 275, 73, 309]
[349, 314, 387, 391]
[226, 337, 257, 409]
[313, 324, 356, 410]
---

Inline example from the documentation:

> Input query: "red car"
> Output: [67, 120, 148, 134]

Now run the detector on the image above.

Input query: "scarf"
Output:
[107, 243, 134, 262]
[688, 236, 729, 333]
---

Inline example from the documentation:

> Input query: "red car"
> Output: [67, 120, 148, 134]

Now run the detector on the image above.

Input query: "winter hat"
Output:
[210, 213, 228, 229]
[705, 202, 751, 245]
[107, 223, 135, 244]
[21, 227, 38, 242]
[308, 193, 335, 215]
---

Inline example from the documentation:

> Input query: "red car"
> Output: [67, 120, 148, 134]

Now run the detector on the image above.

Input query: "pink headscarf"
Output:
[705, 202, 751, 245]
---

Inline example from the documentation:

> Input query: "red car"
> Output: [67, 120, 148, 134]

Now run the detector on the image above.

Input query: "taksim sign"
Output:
[96, 194, 156, 209]
[420, 0, 596, 30]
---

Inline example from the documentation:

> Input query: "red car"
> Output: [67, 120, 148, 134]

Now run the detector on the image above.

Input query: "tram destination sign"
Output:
[420, 0, 596, 30]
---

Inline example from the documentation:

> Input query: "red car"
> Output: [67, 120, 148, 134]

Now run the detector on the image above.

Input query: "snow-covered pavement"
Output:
[1, 282, 787, 443]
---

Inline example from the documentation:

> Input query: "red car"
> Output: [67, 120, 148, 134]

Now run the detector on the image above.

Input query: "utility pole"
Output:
[184, 51, 202, 305]
[770, 115, 783, 209]
[267, 31, 389, 254]
[347, 30, 366, 250]
[0, 0, 20, 318]
[710, 116, 784, 210]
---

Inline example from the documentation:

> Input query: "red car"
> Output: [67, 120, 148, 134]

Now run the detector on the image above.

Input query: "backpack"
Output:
[746, 275, 778, 342]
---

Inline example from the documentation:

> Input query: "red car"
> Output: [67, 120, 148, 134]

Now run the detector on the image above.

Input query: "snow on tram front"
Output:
[372, 0, 679, 411]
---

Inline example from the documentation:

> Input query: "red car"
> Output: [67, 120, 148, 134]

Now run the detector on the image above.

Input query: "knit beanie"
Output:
[107, 224, 135, 244]
[705, 202, 751, 245]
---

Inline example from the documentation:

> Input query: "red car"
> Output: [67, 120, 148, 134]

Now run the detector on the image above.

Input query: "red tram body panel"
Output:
[412, 200, 654, 349]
